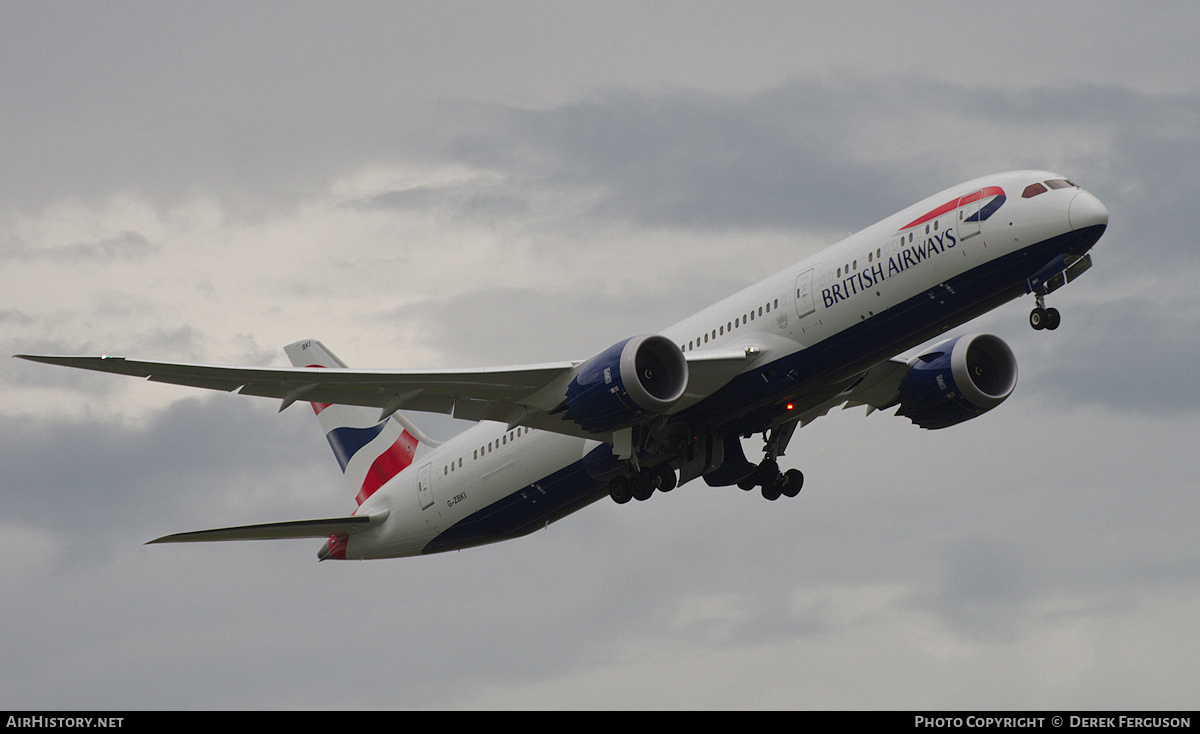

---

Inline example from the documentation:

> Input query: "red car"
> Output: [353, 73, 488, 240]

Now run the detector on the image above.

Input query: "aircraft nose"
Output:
[1069, 190, 1108, 244]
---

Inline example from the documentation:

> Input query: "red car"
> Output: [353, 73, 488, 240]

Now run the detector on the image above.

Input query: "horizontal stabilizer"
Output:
[146, 510, 388, 544]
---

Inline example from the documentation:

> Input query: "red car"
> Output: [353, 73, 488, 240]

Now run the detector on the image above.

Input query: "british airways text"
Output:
[822, 229, 958, 308]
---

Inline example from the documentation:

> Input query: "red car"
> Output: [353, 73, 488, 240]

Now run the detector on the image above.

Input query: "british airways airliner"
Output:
[18, 170, 1108, 560]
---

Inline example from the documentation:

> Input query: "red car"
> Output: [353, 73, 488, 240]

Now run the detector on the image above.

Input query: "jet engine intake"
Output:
[563, 335, 688, 433]
[895, 333, 1018, 429]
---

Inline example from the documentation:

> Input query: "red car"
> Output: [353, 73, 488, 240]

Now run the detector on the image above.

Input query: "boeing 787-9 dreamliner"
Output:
[18, 170, 1108, 560]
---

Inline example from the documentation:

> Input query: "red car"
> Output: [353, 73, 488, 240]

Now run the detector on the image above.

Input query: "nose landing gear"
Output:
[1029, 292, 1061, 331]
[1027, 253, 1096, 331]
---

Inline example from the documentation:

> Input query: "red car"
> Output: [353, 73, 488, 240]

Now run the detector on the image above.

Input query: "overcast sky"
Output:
[3, 1, 1199, 710]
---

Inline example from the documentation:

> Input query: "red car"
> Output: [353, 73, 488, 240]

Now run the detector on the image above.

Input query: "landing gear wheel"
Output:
[609, 476, 632, 504]
[631, 473, 655, 501]
[781, 469, 804, 497]
[653, 466, 677, 493]
[752, 459, 778, 488]
[1031, 306, 1062, 330]
[761, 480, 782, 501]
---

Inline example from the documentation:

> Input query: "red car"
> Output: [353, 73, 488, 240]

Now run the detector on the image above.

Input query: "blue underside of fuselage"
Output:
[422, 225, 1104, 554]
[421, 458, 608, 554]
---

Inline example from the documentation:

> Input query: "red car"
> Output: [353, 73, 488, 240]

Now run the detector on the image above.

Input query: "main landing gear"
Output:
[607, 422, 806, 504]
[607, 456, 801, 503]
[608, 465, 677, 504]
[737, 424, 804, 501]
[737, 459, 804, 501]
[1029, 292, 1061, 331]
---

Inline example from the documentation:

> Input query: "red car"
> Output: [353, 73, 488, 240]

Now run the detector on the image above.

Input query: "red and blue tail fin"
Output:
[284, 339, 433, 506]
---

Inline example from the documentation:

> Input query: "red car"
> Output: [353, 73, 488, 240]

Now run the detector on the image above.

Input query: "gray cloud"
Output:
[0, 396, 334, 562]
[2, 230, 156, 263]
[443, 84, 918, 233]
[433, 80, 1150, 232]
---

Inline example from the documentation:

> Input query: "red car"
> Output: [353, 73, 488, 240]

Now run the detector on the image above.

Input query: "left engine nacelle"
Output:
[895, 333, 1018, 430]
[563, 335, 688, 433]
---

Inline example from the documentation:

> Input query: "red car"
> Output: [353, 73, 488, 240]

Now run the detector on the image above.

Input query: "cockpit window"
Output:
[1044, 179, 1075, 189]
[1022, 183, 1047, 198]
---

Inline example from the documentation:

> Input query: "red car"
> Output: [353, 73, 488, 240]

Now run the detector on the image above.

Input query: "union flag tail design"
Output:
[283, 339, 430, 506]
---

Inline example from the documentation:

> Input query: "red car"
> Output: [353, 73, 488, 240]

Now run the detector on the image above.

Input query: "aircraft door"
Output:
[417, 463, 434, 510]
[957, 191, 982, 241]
[794, 268, 815, 318]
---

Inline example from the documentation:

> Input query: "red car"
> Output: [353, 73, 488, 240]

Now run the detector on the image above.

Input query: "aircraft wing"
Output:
[790, 357, 910, 428]
[15, 346, 753, 441]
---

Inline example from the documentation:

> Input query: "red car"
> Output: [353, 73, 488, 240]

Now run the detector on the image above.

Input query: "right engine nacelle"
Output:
[563, 335, 688, 434]
[895, 333, 1018, 430]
